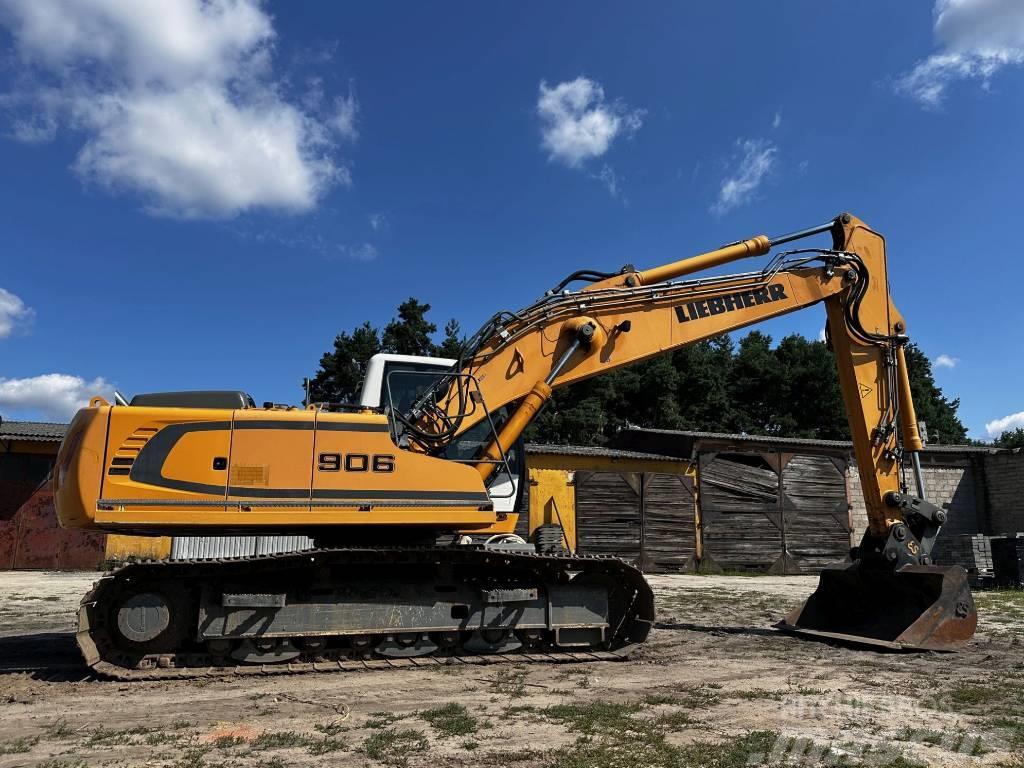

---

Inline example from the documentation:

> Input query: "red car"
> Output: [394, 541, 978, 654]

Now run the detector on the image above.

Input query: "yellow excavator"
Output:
[55, 212, 976, 678]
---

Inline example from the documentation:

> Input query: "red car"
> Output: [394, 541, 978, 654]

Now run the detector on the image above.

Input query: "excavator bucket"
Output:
[778, 561, 977, 651]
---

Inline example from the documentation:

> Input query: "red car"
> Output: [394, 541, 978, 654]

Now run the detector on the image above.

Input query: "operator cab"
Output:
[358, 353, 523, 514]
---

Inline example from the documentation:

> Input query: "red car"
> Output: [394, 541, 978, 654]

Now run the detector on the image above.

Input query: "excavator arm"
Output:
[400, 212, 976, 650]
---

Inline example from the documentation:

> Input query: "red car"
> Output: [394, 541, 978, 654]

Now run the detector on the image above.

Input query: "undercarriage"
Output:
[77, 544, 655, 680]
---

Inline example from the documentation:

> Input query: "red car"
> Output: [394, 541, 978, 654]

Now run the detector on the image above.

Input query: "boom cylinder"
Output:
[476, 380, 551, 480]
[475, 336, 584, 481]
[635, 235, 771, 286]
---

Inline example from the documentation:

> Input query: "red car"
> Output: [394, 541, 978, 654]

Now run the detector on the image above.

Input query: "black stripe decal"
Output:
[228, 487, 309, 498]
[317, 421, 390, 432]
[233, 420, 390, 432]
[312, 489, 490, 501]
[234, 420, 313, 430]
[222, 488, 490, 502]
[130, 421, 231, 495]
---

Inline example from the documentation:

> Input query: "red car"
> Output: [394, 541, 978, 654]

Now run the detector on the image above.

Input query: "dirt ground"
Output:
[1, 571, 1022, 768]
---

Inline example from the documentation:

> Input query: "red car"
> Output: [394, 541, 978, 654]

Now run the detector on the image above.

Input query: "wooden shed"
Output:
[524, 444, 698, 573]
[616, 429, 853, 574]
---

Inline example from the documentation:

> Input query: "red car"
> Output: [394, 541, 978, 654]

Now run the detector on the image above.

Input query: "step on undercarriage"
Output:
[78, 545, 655, 680]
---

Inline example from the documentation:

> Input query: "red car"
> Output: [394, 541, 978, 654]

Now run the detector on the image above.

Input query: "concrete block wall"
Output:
[844, 463, 979, 552]
[983, 450, 1024, 535]
[924, 467, 979, 562]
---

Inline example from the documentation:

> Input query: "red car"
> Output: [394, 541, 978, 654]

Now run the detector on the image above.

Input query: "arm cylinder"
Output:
[896, 344, 927, 499]
[896, 345, 924, 453]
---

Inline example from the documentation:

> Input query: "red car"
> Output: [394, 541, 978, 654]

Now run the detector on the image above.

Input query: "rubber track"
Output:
[79, 546, 654, 682]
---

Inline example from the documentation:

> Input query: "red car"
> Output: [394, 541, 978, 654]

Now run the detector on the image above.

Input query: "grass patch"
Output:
[252, 731, 313, 749]
[48, 719, 74, 738]
[420, 702, 477, 737]
[728, 688, 784, 702]
[490, 666, 529, 698]
[314, 720, 348, 736]
[170, 746, 212, 768]
[86, 725, 152, 746]
[542, 701, 644, 737]
[230, 730, 347, 758]
[986, 715, 1024, 747]
[655, 710, 698, 729]
[0, 736, 39, 754]
[362, 728, 429, 767]
[643, 684, 722, 709]
[546, 729, 779, 768]
[365, 711, 411, 729]
[307, 737, 348, 755]
[214, 735, 248, 749]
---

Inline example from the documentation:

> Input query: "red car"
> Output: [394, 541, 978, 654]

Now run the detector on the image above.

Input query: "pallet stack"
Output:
[935, 534, 994, 587]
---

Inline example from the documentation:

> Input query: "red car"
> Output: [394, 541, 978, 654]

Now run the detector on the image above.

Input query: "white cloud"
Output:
[537, 77, 643, 168]
[818, 326, 827, 342]
[0, 0, 357, 217]
[0, 373, 110, 421]
[328, 90, 359, 142]
[934, 353, 959, 368]
[593, 164, 621, 199]
[986, 410, 1024, 438]
[0, 287, 33, 338]
[896, 0, 1024, 107]
[712, 138, 777, 215]
[338, 242, 378, 262]
[367, 212, 389, 231]
[772, 111, 782, 129]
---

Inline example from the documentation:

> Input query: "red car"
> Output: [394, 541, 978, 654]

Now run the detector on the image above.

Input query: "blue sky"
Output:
[0, 0, 1022, 441]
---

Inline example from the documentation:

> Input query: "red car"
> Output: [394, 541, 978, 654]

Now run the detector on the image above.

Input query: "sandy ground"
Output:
[1, 570, 1022, 768]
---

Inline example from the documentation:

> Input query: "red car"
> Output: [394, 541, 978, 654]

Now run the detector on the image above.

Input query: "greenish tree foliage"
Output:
[307, 299, 969, 445]
[437, 319, 465, 359]
[306, 298, 459, 404]
[382, 298, 437, 357]
[993, 427, 1024, 449]
[526, 336, 968, 446]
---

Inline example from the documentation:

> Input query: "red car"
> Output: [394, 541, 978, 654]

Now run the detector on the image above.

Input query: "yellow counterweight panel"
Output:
[74, 406, 500, 534]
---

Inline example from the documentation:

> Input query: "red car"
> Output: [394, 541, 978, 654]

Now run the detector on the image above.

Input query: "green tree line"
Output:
[307, 298, 969, 446]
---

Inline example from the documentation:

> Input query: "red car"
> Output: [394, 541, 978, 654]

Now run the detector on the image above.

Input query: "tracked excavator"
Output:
[54, 212, 977, 679]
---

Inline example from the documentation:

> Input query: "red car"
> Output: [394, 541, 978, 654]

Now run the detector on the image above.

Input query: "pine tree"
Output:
[382, 298, 437, 356]
[437, 319, 464, 359]
[306, 322, 382, 404]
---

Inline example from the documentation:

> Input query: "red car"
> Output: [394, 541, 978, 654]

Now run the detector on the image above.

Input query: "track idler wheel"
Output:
[109, 584, 189, 655]
[778, 560, 977, 651]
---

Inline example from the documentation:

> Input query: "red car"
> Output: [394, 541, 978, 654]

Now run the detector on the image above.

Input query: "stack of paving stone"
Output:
[936, 534, 994, 586]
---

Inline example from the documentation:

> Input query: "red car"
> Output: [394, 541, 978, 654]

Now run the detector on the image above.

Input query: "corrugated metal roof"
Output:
[525, 442, 682, 462]
[0, 420, 69, 442]
[617, 427, 997, 455]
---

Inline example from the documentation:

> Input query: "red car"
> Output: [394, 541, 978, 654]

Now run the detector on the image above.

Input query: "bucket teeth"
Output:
[778, 562, 977, 652]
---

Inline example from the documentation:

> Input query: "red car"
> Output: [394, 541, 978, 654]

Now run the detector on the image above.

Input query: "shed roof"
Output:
[525, 442, 682, 463]
[0, 420, 69, 442]
[615, 427, 997, 459]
